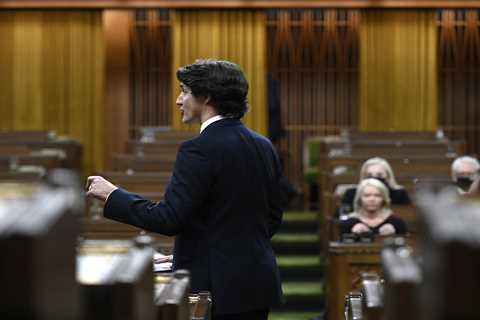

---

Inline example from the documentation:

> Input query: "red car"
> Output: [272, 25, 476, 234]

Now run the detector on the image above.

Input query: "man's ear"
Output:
[196, 95, 211, 106]
[204, 95, 212, 106]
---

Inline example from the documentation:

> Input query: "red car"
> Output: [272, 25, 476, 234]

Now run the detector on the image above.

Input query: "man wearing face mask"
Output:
[451, 156, 480, 193]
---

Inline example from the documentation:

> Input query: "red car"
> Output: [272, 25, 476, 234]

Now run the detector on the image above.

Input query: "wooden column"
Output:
[104, 10, 131, 170]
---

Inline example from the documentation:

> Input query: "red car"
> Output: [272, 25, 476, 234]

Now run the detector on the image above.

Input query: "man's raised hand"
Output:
[85, 176, 118, 202]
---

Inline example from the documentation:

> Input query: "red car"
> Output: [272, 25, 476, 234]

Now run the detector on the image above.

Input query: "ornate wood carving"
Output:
[104, 10, 132, 170]
[438, 9, 480, 156]
[110, 7, 480, 186]
[267, 9, 360, 187]
[3, 1, 480, 9]
[130, 9, 172, 137]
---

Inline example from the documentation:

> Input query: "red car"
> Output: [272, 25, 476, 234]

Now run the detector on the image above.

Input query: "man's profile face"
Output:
[176, 83, 204, 124]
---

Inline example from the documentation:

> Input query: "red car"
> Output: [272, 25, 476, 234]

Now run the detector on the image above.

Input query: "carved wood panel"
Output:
[130, 9, 172, 138]
[438, 9, 480, 157]
[267, 9, 360, 187]
[125, 8, 480, 190]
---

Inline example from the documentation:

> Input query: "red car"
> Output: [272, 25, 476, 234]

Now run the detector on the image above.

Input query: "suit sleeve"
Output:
[266, 148, 284, 238]
[104, 140, 211, 236]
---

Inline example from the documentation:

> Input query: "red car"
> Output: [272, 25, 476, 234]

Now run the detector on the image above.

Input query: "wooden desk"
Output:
[81, 216, 174, 244]
[77, 238, 156, 320]
[0, 174, 83, 320]
[326, 242, 383, 320]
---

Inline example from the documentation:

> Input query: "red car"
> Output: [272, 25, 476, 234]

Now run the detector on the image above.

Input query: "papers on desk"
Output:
[154, 251, 172, 272]
[77, 255, 124, 284]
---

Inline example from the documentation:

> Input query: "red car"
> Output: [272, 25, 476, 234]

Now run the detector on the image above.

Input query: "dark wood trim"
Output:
[3, 0, 480, 9]
[104, 10, 131, 170]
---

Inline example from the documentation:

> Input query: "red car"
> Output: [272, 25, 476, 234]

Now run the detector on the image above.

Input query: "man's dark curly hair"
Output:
[176, 59, 249, 119]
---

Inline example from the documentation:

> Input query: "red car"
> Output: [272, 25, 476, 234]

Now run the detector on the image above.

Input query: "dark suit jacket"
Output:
[104, 118, 284, 315]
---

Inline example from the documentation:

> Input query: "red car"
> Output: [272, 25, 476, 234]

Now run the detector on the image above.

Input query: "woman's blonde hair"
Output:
[359, 157, 402, 189]
[353, 178, 392, 213]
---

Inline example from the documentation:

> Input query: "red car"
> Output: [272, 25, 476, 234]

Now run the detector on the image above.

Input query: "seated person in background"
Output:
[467, 177, 480, 196]
[339, 157, 410, 215]
[467, 177, 480, 195]
[450, 156, 480, 193]
[340, 178, 407, 237]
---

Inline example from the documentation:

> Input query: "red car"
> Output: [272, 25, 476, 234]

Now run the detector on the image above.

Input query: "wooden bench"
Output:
[343, 239, 420, 320]
[317, 129, 463, 154]
[320, 155, 454, 177]
[322, 169, 451, 193]
[0, 154, 64, 172]
[326, 140, 463, 156]
[381, 241, 421, 320]
[127, 140, 183, 156]
[326, 241, 383, 320]
[113, 153, 176, 173]
[81, 215, 173, 243]
[77, 238, 157, 320]
[0, 171, 44, 183]
[0, 130, 55, 142]
[0, 172, 83, 319]
[0, 145, 33, 155]
[100, 171, 171, 194]
[416, 191, 480, 320]
[134, 127, 196, 142]
[326, 237, 416, 320]
[317, 155, 454, 210]
[348, 130, 438, 140]
[155, 270, 193, 320]
[0, 131, 81, 172]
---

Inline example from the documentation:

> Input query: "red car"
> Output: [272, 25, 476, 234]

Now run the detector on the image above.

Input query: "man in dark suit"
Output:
[86, 59, 284, 320]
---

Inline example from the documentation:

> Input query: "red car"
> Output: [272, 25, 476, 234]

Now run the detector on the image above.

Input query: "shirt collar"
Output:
[200, 115, 224, 133]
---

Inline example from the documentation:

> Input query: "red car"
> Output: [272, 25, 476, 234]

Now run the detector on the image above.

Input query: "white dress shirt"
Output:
[200, 115, 225, 133]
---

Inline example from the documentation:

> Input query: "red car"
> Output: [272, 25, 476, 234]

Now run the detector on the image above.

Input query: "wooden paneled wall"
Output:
[130, 9, 172, 137]
[116, 8, 480, 187]
[0, 11, 104, 175]
[438, 9, 480, 156]
[359, 10, 437, 131]
[267, 9, 360, 186]
[5, 1, 480, 9]
[104, 10, 131, 170]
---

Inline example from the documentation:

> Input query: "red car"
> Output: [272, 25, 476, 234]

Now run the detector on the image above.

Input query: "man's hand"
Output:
[154, 254, 173, 264]
[85, 176, 118, 202]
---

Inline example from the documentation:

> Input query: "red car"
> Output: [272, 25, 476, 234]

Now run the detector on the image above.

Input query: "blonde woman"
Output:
[340, 157, 410, 214]
[340, 178, 407, 236]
